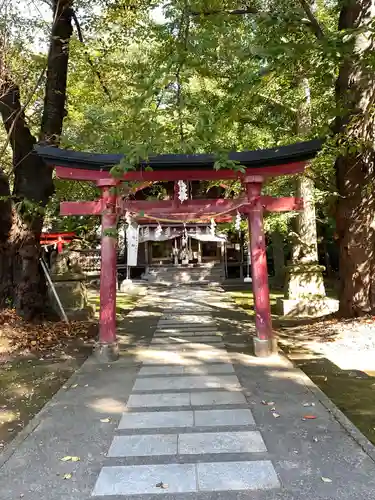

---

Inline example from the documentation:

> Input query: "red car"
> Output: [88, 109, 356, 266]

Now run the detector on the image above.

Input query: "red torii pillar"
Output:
[96, 179, 119, 361]
[245, 176, 274, 356]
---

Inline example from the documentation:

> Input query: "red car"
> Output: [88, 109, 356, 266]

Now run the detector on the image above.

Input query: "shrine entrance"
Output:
[37, 139, 321, 361]
[141, 223, 226, 267]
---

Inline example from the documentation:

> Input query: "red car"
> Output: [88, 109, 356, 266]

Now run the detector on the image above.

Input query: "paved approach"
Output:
[1, 286, 375, 500]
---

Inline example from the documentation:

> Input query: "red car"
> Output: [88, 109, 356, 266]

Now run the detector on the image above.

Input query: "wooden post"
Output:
[144, 240, 149, 272]
[57, 236, 64, 253]
[174, 237, 178, 265]
[245, 178, 275, 356]
[95, 181, 119, 362]
[197, 239, 202, 264]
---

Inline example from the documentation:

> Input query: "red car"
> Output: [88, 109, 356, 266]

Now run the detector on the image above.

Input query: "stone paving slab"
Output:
[154, 330, 221, 337]
[138, 364, 235, 376]
[92, 464, 197, 495]
[151, 335, 223, 344]
[195, 409, 254, 427]
[118, 411, 194, 429]
[190, 391, 248, 406]
[108, 434, 178, 457]
[146, 342, 226, 351]
[127, 393, 191, 408]
[118, 409, 255, 430]
[127, 390, 248, 408]
[178, 430, 266, 454]
[198, 460, 280, 491]
[133, 375, 241, 392]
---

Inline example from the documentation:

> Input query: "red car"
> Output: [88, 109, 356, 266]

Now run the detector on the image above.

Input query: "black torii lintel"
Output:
[35, 139, 322, 172]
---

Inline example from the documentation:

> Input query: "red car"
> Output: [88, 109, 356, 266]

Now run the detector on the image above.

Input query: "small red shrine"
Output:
[40, 231, 76, 253]
[36, 139, 321, 361]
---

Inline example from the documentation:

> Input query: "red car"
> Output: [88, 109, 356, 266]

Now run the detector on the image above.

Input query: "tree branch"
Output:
[71, 10, 112, 101]
[190, 2, 325, 42]
[298, 0, 324, 40]
[190, 7, 258, 17]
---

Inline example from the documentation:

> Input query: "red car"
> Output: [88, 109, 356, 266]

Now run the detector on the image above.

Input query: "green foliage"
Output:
[103, 227, 118, 239]
[2, 0, 373, 243]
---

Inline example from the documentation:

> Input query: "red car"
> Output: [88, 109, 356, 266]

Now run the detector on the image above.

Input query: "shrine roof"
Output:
[35, 139, 321, 172]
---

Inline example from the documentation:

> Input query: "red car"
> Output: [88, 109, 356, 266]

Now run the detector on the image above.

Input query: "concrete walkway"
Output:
[1, 286, 375, 499]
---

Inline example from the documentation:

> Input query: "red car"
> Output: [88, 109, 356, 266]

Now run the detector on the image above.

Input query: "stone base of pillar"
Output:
[285, 262, 326, 298]
[94, 342, 119, 362]
[253, 337, 277, 357]
[281, 262, 339, 317]
[277, 297, 339, 317]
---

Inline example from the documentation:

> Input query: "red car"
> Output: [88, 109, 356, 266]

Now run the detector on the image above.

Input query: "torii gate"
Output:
[36, 139, 321, 361]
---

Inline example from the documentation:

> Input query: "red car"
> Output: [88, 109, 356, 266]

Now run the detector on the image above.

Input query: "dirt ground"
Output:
[0, 312, 96, 449]
[229, 288, 375, 445]
[0, 292, 140, 450]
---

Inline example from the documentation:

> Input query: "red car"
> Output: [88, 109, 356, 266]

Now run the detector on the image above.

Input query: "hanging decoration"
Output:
[196, 226, 201, 234]
[181, 224, 187, 246]
[125, 210, 132, 226]
[235, 211, 241, 232]
[210, 218, 216, 236]
[165, 226, 171, 238]
[126, 223, 139, 266]
[144, 226, 150, 239]
[177, 180, 188, 203]
[118, 224, 126, 254]
[155, 223, 163, 239]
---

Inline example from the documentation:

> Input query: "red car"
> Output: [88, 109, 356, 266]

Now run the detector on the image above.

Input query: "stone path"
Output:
[92, 288, 279, 497]
[2, 286, 375, 500]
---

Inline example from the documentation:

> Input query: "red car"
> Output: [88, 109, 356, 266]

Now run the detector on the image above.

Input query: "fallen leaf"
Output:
[100, 418, 110, 423]
[321, 477, 332, 483]
[155, 482, 168, 489]
[60, 456, 80, 462]
[63, 473, 72, 480]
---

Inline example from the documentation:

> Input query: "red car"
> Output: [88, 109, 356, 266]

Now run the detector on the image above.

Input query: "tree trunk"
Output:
[285, 77, 326, 300]
[0, 0, 73, 319]
[40, 0, 73, 144]
[293, 78, 320, 266]
[271, 229, 285, 286]
[0, 167, 13, 307]
[0, 79, 54, 319]
[335, 1, 375, 317]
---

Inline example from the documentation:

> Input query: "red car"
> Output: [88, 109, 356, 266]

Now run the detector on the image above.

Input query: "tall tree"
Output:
[334, 0, 375, 316]
[0, 0, 74, 319]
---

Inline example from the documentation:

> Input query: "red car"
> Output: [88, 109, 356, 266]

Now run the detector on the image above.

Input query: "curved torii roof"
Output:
[35, 139, 322, 182]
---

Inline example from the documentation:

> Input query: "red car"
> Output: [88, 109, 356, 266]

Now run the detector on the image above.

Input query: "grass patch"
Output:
[229, 290, 283, 317]
[87, 292, 139, 319]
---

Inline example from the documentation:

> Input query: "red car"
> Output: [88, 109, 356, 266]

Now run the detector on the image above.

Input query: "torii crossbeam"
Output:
[36, 139, 321, 361]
